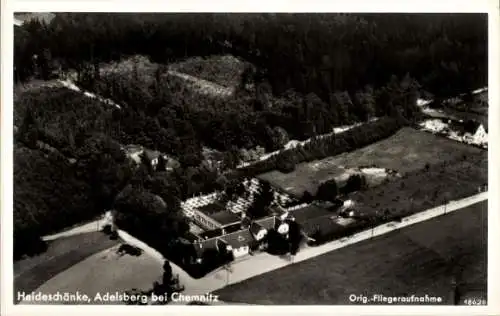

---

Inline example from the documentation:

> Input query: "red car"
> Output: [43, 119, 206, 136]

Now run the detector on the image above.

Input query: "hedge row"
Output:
[229, 116, 406, 180]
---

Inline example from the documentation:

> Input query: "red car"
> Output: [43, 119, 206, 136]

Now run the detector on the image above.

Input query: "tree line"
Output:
[229, 116, 406, 186]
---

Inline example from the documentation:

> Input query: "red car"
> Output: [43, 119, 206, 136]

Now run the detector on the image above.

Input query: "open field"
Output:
[170, 55, 248, 88]
[350, 149, 487, 218]
[14, 232, 119, 301]
[215, 201, 487, 305]
[23, 244, 164, 305]
[258, 128, 485, 197]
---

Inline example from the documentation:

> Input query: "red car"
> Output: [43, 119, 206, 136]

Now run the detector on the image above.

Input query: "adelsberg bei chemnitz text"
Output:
[17, 291, 220, 304]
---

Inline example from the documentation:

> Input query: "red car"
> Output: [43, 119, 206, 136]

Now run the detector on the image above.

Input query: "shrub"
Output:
[102, 224, 112, 235]
[316, 179, 339, 201]
[340, 174, 366, 194]
[117, 244, 143, 256]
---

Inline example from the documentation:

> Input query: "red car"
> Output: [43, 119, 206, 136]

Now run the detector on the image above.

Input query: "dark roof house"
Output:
[249, 222, 268, 241]
[192, 237, 227, 258]
[255, 216, 276, 230]
[199, 228, 224, 240]
[223, 222, 244, 234]
[220, 229, 256, 250]
[249, 222, 265, 235]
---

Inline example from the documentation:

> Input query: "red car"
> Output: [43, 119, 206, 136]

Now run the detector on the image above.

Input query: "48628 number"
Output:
[463, 298, 487, 306]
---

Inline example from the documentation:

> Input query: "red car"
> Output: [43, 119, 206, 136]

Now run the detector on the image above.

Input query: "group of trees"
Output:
[265, 220, 302, 256]
[313, 173, 368, 203]
[112, 160, 192, 251]
[230, 116, 405, 183]
[78, 57, 422, 154]
[14, 131, 143, 259]
[246, 181, 274, 219]
[14, 144, 102, 259]
[66, 58, 416, 193]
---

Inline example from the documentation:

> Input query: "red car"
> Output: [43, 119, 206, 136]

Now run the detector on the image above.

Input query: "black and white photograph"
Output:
[2, 1, 499, 314]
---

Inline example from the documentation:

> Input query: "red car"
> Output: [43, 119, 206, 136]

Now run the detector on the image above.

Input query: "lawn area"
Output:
[14, 232, 119, 301]
[258, 127, 485, 197]
[215, 201, 487, 305]
[22, 244, 164, 305]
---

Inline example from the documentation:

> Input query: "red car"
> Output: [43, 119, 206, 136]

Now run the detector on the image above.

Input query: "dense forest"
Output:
[14, 12, 487, 162]
[15, 13, 487, 97]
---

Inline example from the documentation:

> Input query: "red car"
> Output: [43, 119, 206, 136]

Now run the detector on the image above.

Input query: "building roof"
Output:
[223, 222, 243, 234]
[220, 229, 255, 249]
[199, 228, 223, 240]
[289, 204, 334, 223]
[273, 218, 287, 230]
[183, 232, 202, 243]
[249, 222, 266, 236]
[193, 238, 226, 257]
[255, 216, 276, 229]
[209, 211, 241, 226]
